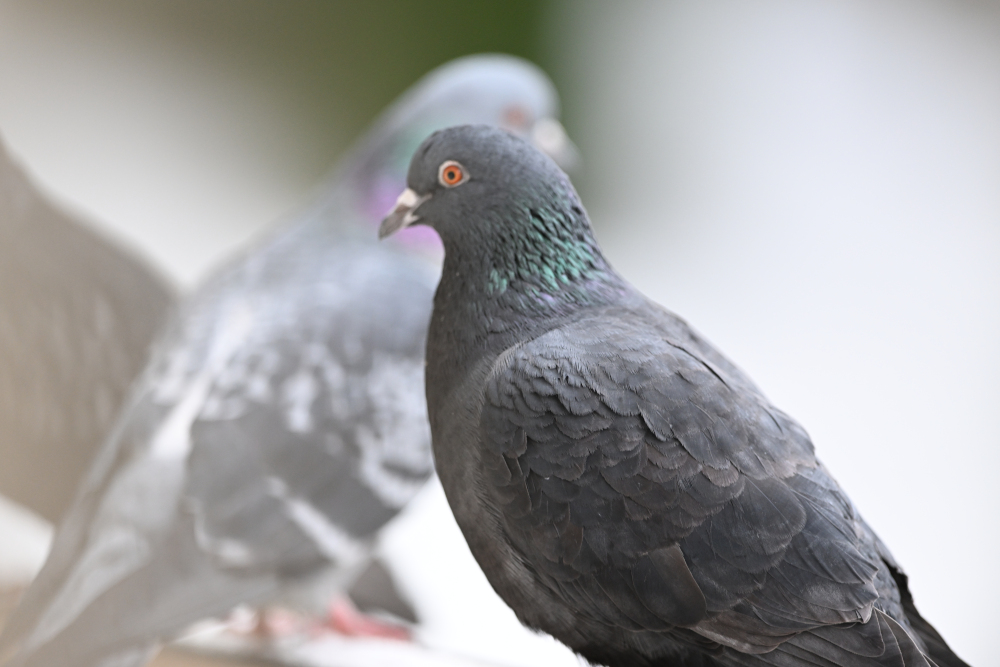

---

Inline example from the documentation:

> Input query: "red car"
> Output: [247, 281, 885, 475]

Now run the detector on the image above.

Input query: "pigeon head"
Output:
[380, 125, 620, 312]
[347, 55, 577, 245]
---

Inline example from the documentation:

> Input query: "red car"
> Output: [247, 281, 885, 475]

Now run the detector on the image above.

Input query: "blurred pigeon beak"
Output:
[379, 188, 430, 239]
[532, 118, 580, 171]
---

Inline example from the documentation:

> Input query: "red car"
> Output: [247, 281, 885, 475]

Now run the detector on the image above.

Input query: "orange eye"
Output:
[438, 160, 467, 187]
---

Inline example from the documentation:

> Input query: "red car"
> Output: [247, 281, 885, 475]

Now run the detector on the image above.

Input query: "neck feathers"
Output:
[426, 201, 627, 407]
[442, 201, 622, 322]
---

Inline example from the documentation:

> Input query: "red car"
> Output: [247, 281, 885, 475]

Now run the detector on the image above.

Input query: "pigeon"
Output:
[378, 125, 969, 667]
[0, 55, 574, 667]
[0, 136, 174, 524]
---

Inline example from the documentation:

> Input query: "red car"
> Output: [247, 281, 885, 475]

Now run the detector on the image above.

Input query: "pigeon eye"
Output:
[438, 160, 468, 187]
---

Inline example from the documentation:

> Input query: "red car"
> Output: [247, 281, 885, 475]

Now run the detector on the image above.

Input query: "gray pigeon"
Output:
[0, 56, 573, 667]
[0, 137, 174, 524]
[378, 125, 968, 667]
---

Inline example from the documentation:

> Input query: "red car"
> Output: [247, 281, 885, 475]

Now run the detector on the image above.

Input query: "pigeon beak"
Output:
[379, 188, 430, 239]
[531, 118, 580, 171]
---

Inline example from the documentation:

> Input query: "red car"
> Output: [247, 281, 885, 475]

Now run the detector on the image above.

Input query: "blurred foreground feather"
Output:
[0, 136, 175, 524]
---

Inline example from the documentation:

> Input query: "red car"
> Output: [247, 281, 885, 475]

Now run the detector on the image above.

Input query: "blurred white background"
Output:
[0, 1, 996, 665]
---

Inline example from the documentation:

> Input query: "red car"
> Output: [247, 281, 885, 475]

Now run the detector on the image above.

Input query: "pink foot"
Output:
[326, 597, 411, 641]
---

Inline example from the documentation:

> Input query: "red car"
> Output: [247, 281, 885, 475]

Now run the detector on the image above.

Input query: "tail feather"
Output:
[718, 610, 934, 667]
[883, 565, 969, 667]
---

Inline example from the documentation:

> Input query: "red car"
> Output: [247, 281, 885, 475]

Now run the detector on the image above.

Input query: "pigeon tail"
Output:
[884, 566, 970, 667]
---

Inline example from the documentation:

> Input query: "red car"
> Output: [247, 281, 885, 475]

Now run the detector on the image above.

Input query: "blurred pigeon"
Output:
[379, 125, 968, 667]
[0, 56, 574, 667]
[0, 137, 174, 524]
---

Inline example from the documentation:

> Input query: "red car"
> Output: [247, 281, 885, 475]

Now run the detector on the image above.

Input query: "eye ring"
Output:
[438, 160, 468, 187]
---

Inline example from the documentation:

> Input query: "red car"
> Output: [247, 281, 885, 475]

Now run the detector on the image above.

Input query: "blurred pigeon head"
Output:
[344, 54, 575, 248]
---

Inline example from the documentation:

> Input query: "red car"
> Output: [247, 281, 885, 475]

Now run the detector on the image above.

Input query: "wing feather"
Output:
[479, 305, 930, 665]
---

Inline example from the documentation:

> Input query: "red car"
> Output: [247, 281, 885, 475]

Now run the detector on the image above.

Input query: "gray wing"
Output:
[0, 238, 435, 667]
[0, 136, 174, 523]
[479, 305, 934, 666]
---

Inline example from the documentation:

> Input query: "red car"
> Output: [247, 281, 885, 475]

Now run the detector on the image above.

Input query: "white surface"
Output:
[290, 636, 514, 667]
[0, 496, 52, 587]
[555, 1, 999, 664]
[177, 619, 554, 667]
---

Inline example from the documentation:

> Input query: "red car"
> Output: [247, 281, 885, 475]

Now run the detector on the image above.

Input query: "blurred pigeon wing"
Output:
[0, 137, 175, 523]
[479, 302, 936, 666]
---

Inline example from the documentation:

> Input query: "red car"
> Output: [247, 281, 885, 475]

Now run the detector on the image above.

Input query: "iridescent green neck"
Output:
[436, 195, 626, 331]
[487, 206, 606, 295]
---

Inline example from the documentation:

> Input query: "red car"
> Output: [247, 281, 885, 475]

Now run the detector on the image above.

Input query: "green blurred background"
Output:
[65, 0, 558, 187]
